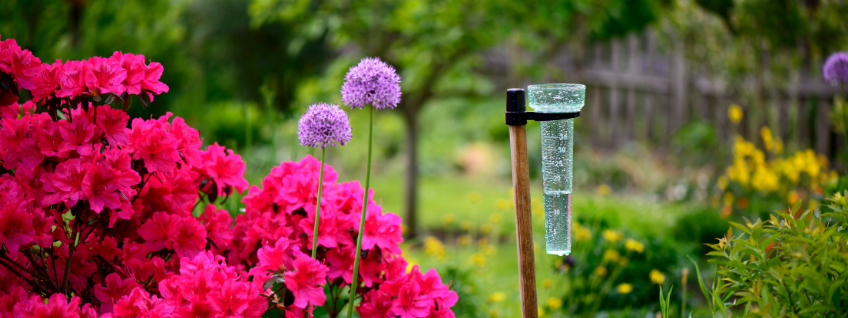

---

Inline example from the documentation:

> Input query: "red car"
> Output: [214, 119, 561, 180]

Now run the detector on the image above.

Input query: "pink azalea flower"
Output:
[298, 204, 339, 250]
[0, 37, 19, 73]
[141, 62, 169, 95]
[284, 250, 328, 309]
[126, 116, 181, 173]
[0, 114, 44, 170]
[32, 293, 82, 318]
[360, 205, 403, 254]
[82, 162, 123, 214]
[37, 120, 70, 158]
[56, 60, 87, 98]
[390, 280, 431, 318]
[57, 107, 97, 155]
[112, 287, 174, 318]
[111, 52, 146, 95]
[137, 212, 178, 252]
[358, 289, 394, 318]
[200, 204, 234, 251]
[198, 142, 249, 196]
[94, 273, 141, 314]
[31, 59, 63, 102]
[207, 280, 267, 318]
[325, 245, 355, 284]
[96, 105, 131, 147]
[84, 56, 127, 96]
[170, 117, 202, 167]
[41, 158, 89, 207]
[0, 201, 35, 252]
[6, 45, 41, 90]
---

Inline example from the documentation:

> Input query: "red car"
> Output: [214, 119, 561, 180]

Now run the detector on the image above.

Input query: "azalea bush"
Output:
[0, 35, 457, 318]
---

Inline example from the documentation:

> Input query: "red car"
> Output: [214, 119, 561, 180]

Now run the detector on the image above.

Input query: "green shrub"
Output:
[548, 219, 694, 317]
[706, 193, 848, 316]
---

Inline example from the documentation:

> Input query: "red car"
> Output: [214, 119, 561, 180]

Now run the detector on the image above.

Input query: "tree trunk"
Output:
[402, 108, 419, 238]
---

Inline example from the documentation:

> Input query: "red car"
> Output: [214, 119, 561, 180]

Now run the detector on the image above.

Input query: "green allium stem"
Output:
[347, 105, 374, 318]
[312, 147, 326, 259]
[841, 83, 847, 169]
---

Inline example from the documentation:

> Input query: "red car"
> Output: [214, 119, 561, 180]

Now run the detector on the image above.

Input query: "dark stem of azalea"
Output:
[347, 105, 374, 318]
[312, 147, 326, 260]
[0, 252, 51, 295]
[63, 223, 82, 295]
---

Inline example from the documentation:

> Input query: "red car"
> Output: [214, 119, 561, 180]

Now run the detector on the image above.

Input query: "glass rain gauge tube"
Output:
[528, 84, 585, 256]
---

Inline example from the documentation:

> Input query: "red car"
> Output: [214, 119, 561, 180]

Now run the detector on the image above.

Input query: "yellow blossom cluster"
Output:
[423, 236, 446, 261]
[719, 129, 834, 214]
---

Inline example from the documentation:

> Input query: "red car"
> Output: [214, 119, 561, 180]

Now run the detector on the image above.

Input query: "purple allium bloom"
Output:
[823, 52, 848, 85]
[341, 57, 402, 109]
[298, 103, 352, 148]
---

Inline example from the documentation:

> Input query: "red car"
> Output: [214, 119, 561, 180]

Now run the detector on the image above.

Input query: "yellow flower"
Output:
[487, 292, 506, 303]
[542, 278, 553, 288]
[405, 257, 419, 273]
[760, 126, 774, 151]
[575, 223, 591, 241]
[618, 257, 629, 266]
[546, 297, 563, 310]
[650, 269, 665, 284]
[722, 192, 734, 206]
[617, 283, 633, 294]
[602, 249, 620, 262]
[480, 224, 492, 235]
[602, 229, 623, 242]
[482, 244, 496, 256]
[729, 105, 743, 123]
[457, 235, 471, 246]
[624, 239, 644, 253]
[423, 236, 446, 260]
[460, 221, 472, 231]
[441, 214, 455, 226]
[495, 198, 510, 210]
[596, 184, 611, 196]
[478, 237, 489, 247]
[717, 176, 728, 190]
[489, 214, 502, 224]
[467, 191, 481, 202]
[595, 266, 608, 276]
[470, 253, 486, 267]
[538, 307, 546, 317]
[488, 309, 499, 318]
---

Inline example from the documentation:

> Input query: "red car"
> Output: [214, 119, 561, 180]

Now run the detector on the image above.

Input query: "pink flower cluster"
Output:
[0, 35, 458, 318]
[0, 34, 168, 107]
[232, 156, 457, 317]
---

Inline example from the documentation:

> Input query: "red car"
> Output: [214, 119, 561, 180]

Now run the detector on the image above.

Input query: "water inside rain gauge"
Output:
[528, 84, 585, 256]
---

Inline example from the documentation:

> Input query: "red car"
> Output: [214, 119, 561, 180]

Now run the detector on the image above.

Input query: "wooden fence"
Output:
[502, 30, 843, 158]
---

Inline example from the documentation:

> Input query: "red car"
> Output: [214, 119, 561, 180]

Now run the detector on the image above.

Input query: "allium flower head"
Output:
[297, 103, 352, 148]
[341, 57, 401, 109]
[823, 52, 848, 85]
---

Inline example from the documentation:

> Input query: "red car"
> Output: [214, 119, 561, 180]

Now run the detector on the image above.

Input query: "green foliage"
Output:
[671, 120, 719, 165]
[706, 194, 848, 316]
[671, 207, 730, 255]
[436, 265, 487, 318]
[548, 218, 693, 317]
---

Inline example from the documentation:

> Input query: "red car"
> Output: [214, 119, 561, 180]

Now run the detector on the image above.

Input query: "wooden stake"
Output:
[509, 124, 539, 318]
